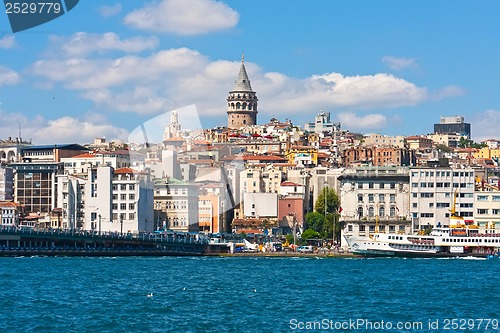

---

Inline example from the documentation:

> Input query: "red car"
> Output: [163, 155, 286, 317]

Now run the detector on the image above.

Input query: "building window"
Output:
[357, 206, 363, 218]
[120, 203, 126, 210]
[357, 194, 363, 203]
[477, 195, 489, 201]
[390, 206, 396, 217]
[368, 194, 374, 203]
[368, 206, 374, 217]
[379, 206, 385, 217]
[477, 209, 488, 215]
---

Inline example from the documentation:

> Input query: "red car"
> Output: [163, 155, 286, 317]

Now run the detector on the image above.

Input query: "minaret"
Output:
[227, 53, 258, 129]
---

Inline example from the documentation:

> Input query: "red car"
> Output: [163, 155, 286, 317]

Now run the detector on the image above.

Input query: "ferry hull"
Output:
[352, 248, 489, 258]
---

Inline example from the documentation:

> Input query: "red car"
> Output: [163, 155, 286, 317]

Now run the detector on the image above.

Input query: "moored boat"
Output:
[345, 192, 500, 258]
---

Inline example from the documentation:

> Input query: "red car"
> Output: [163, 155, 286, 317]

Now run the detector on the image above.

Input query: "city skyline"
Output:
[1, 0, 500, 144]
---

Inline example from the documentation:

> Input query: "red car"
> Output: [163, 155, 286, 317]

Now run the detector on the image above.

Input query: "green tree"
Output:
[301, 228, 320, 240]
[314, 187, 340, 215]
[305, 211, 324, 233]
[310, 187, 342, 242]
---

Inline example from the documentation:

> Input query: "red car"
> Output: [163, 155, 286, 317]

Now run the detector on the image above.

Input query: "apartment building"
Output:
[409, 166, 475, 229]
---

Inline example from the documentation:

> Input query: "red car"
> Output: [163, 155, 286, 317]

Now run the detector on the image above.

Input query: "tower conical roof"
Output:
[232, 54, 253, 92]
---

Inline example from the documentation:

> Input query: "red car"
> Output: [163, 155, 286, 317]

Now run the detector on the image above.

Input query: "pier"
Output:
[0, 227, 207, 257]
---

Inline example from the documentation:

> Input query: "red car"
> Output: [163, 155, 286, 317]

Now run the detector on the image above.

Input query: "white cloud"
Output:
[0, 35, 16, 49]
[382, 56, 417, 70]
[31, 48, 205, 91]
[432, 85, 465, 100]
[0, 110, 128, 144]
[83, 88, 170, 114]
[29, 44, 462, 119]
[99, 4, 122, 17]
[337, 112, 387, 129]
[124, 0, 239, 35]
[0, 66, 21, 85]
[471, 109, 500, 142]
[257, 72, 429, 115]
[51, 32, 158, 56]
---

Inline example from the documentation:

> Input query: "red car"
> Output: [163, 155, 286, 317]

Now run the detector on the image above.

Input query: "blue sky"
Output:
[1, 0, 500, 144]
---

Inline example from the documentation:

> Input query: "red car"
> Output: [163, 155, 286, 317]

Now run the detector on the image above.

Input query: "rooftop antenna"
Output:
[241, 51, 244, 63]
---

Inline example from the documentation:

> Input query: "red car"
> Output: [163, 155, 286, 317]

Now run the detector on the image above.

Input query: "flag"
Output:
[396, 206, 400, 212]
[338, 206, 343, 213]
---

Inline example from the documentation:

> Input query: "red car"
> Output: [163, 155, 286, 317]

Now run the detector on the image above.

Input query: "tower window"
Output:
[243, 120, 246, 124]
[236, 102, 241, 109]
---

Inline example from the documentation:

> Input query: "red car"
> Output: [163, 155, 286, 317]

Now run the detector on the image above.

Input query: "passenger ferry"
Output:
[345, 194, 500, 258]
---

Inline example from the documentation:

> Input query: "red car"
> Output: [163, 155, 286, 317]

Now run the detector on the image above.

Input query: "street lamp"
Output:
[120, 213, 124, 235]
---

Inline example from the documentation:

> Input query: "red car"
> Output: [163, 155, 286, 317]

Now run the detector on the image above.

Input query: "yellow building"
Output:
[285, 146, 318, 167]
[474, 147, 500, 160]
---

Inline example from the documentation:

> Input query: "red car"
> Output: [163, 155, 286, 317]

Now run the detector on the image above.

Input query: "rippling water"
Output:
[0, 256, 498, 332]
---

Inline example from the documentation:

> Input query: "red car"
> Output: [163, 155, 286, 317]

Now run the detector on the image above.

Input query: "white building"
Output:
[339, 166, 411, 247]
[153, 178, 199, 232]
[61, 150, 130, 174]
[243, 192, 278, 218]
[304, 111, 340, 134]
[0, 166, 13, 201]
[409, 166, 475, 228]
[57, 166, 154, 233]
[474, 191, 500, 231]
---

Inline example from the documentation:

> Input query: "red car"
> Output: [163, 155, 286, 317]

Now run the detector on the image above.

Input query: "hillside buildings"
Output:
[0, 54, 498, 246]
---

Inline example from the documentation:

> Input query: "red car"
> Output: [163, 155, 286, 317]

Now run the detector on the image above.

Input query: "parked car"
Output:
[297, 245, 313, 253]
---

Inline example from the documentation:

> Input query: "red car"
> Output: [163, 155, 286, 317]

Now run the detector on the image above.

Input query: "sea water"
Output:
[0, 256, 498, 333]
